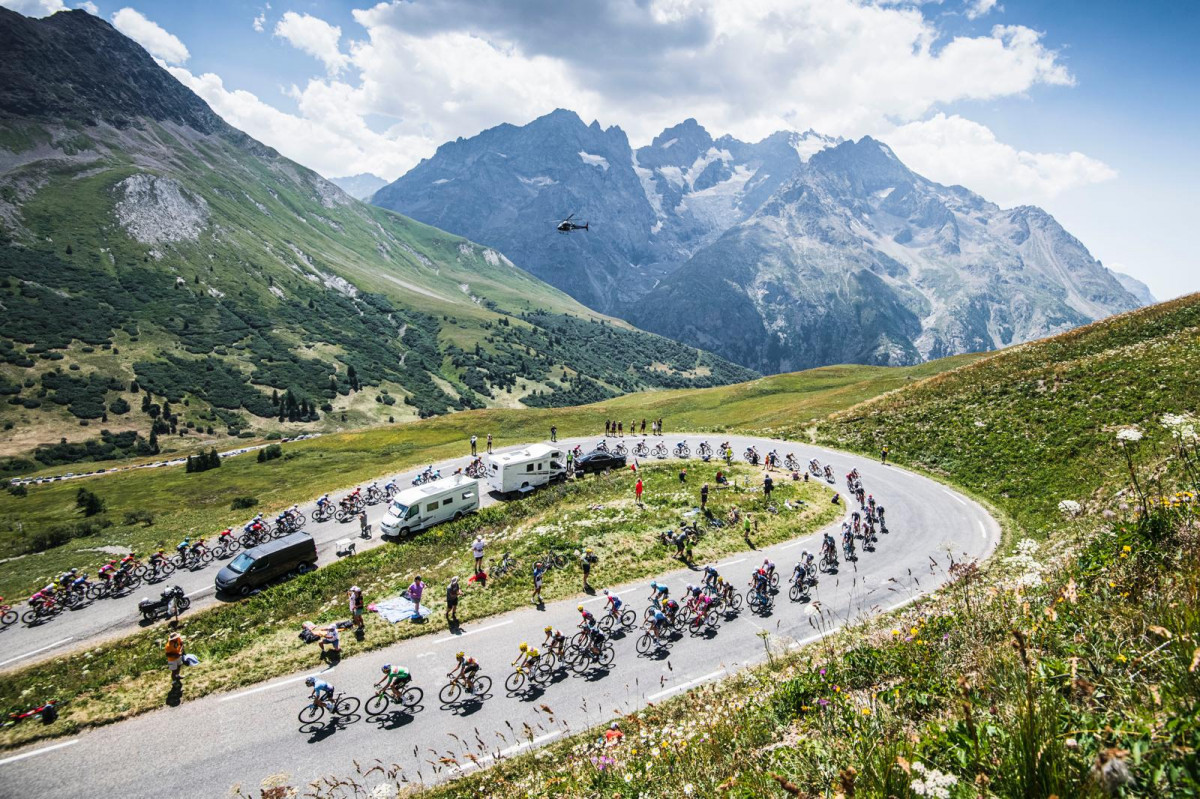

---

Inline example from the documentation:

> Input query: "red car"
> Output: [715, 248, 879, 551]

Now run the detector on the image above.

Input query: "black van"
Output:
[215, 532, 318, 596]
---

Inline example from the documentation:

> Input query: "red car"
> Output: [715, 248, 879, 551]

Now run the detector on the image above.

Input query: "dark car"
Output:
[574, 449, 627, 475]
[215, 532, 317, 596]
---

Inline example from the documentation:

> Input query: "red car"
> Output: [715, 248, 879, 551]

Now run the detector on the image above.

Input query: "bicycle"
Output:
[365, 683, 424, 716]
[298, 691, 361, 724]
[613, 442, 628, 457]
[788, 577, 811, 603]
[635, 629, 668, 655]
[598, 605, 636, 633]
[633, 442, 649, 457]
[569, 640, 615, 673]
[0, 598, 18, 627]
[439, 672, 492, 704]
[697, 441, 712, 460]
[539, 549, 569, 570]
[505, 658, 552, 693]
[651, 443, 668, 459]
[364, 485, 386, 505]
[748, 586, 773, 613]
[312, 503, 334, 523]
[820, 550, 838, 573]
[21, 600, 60, 626]
[686, 606, 720, 635]
[785, 454, 800, 472]
[489, 552, 518, 579]
[674, 442, 690, 458]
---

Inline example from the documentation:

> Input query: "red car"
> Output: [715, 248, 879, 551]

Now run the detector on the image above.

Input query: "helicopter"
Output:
[556, 213, 589, 233]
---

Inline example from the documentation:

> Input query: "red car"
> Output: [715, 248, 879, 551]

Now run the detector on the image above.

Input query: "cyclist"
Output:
[316, 493, 330, 512]
[188, 538, 207, 558]
[585, 624, 607, 657]
[791, 557, 809, 588]
[175, 537, 191, 558]
[448, 651, 480, 693]
[602, 589, 624, 621]
[148, 548, 169, 569]
[512, 641, 542, 672]
[750, 569, 769, 599]
[646, 608, 669, 643]
[383, 479, 398, 496]
[304, 676, 335, 709]
[702, 564, 720, 588]
[28, 586, 54, 611]
[760, 558, 776, 582]
[543, 625, 566, 658]
[662, 597, 680, 624]
[376, 663, 411, 701]
[577, 603, 596, 628]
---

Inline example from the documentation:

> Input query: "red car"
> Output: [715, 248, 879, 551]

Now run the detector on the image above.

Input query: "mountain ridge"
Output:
[373, 109, 1144, 373]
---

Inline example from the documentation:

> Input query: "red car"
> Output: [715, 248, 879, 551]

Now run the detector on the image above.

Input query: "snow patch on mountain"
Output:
[519, 175, 557, 188]
[578, 151, 609, 170]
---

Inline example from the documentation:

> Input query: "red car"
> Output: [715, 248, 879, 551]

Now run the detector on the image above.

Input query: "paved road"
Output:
[0, 434, 999, 798]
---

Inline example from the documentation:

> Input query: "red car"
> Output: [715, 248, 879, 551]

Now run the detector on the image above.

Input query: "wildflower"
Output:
[1161, 412, 1199, 443]
[861, 707, 871, 715]
[1122, 545, 1131, 553]
[1058, 499, 1082, 516]
[1116, 427, 1143, 442]
[683, 785, 694, 796]
[624, 774, 633, 784]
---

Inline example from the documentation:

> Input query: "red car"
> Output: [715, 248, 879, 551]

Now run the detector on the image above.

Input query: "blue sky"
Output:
[8, 0, 1197, 300]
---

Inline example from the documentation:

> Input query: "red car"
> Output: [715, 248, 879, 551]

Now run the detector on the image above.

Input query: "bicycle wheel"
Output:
[298, 704, 324, 724]
[125, 573, 143, 590]
[636, 633, 653, 655]
[87, 584, 106, 600]
[365, 693, 390, 716]
[619, 609, 636, 628]
[335, 695, 361, 716]
[21, 609, 40, 625]
[729, 592, 743, 610]
[471, 675, 492, 697]
[531, 660, 553, 685]
[688, 615, 703, 635]
[400, 686, 424, 709]
[505, 670, 527, 694]
[598, 644, 615, 668]
[789, 584, 805, 602]
[704, 609, 719, 628]
[770, 573, 780, 589]
[570, 630, 588, 649]
[294, 514, 307, 527]
[1, 609, 16, 626]
[571, 653, 592, 674]
[439, 682, 462, 705]
[598, 614, 614, 633]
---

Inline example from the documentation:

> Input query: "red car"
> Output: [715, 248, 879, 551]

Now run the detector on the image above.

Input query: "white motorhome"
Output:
[379, 475, 479, 538]
[486, 443, 566, 496]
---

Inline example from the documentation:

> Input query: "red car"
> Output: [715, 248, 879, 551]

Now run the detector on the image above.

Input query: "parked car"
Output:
[215, 532, 317, 596]
[574, 449, 627, 476]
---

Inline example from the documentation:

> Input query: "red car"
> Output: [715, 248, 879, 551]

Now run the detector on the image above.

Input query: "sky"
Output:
[5, 0, 1197, 300]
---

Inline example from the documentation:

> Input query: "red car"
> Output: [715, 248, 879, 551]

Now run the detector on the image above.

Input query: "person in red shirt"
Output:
[604, 722, 624, 746]
[634, 478, 644, 504]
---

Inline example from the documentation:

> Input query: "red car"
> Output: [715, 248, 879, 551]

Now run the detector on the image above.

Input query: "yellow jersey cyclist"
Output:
[512, 641, 542, 672]
[375, 663, 411, 701]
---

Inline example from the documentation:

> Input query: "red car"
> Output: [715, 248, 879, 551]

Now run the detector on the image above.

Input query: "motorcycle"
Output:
[138, 585, 190, 622]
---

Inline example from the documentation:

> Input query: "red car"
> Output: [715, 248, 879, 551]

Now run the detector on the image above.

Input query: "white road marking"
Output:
[185, 586, 213, 599]
[432, 619, 513, 645]
[218, 670, 332, 703]
[0, 739, 78, 767]
[978, 519, 988, 540]
[647, 668, 725, 701]
[717, 557, 746, 567]
[780, 539, 809, 550]
[943, 489, 967, 506]
[0, 637, 73, 668]
[416, 651, 437, 658]
[581, 596, 607, 606]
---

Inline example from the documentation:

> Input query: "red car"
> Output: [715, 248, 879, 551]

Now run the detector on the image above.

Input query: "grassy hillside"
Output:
[0, 357, 970, 598]
[0, 11, 754, 471]
[383, 294, 1200, 799]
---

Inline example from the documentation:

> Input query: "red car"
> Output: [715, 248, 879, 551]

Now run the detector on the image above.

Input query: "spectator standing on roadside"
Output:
[635, 477, 644, 505]
[640, 419, 646, 434]
[486, 433, 493, 454]
[165, 631, 185, 683]
[406, 575, 426, 620]
[618, 421, 624, 437]
[605, 420, 611, 436]
[881, 445, 889, 465]
[580, 548, 598, 591]
[445, 576, 460, 624]
[657, 418, 664, 436]
[472, 535, 486, 574]
[550, 425, 557, 442]
[470, 434, 477, 456]
[701, 483, 709, 512]
[348, 585, 365, 631]
[764, 473, 774, 501]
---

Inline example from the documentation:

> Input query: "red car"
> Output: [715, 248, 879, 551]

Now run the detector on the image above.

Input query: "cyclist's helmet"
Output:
[650, 581, 659, 589]
[305, 676, 316, 687]
[455, 651, 465, 661]
[602, 588, 610, 596]
[381, 664, 391, 673]
[544, 625, 553, 634]
[519, 642, 528, 652]
[577, 604, 584, 612]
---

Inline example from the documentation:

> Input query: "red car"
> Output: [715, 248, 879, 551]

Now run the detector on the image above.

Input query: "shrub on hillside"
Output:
[230, 496, 258, 510]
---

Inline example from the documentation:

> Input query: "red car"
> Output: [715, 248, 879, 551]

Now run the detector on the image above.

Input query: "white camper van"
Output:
[379, 474, 479, 538]
[486, 443, 566, 496]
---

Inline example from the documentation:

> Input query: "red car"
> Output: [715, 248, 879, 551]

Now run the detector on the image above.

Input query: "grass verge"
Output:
[0, 462, 837, 750]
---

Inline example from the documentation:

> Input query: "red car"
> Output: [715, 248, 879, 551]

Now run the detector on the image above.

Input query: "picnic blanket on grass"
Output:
[372, 595, 432, 623]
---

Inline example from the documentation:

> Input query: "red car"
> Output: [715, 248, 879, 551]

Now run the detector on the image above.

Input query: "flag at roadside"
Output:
[630, 458, 639, 473]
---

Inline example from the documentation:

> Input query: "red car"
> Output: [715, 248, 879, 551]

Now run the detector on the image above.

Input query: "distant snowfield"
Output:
[578, 151, 610, 170]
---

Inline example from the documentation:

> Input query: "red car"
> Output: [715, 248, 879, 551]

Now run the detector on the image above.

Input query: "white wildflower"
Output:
[1058, 499, 1082, 516]
[1161, 412, 1199, 444]
[909, 761, 958, 798]
[1116, 427, 1143, 442]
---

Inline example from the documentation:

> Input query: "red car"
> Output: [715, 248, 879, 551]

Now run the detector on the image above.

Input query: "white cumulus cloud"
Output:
[884, 114, 1117, 205]
[965, 0, 1000, 20]
[111, 7, 190, 64]
[274, 11, 349, 75]
[0, 0, 66, 16]
[252, 11, 265, 33]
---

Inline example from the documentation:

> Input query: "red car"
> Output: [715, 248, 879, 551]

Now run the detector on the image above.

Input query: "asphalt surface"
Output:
[0, 434, 999, 797]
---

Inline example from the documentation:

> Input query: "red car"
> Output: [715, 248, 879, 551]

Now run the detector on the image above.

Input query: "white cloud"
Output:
[111, 7, 189, 64]
[883, 113, 1117, 205]
[0, 0, 66, 16]
[76, 1, 98, 14]
[274, 11, 349, 75]
[252, 11, 265, 33]
[155, 0, 1100, 206]
[965, 0, 1000, 20]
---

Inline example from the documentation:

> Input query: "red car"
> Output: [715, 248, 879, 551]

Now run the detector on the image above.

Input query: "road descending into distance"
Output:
[0, 434, 999, 797]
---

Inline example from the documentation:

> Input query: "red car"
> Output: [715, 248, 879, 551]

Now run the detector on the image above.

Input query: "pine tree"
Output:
[149, 428, 159, 454]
